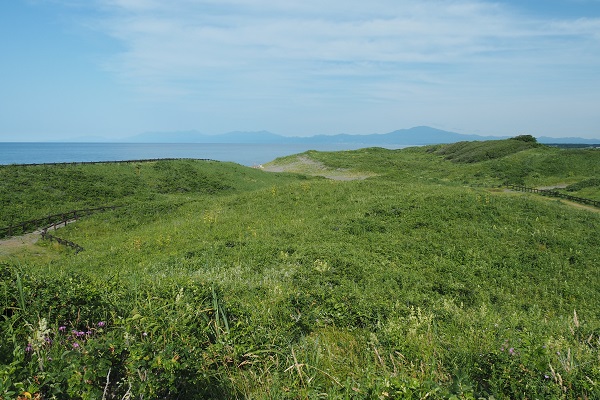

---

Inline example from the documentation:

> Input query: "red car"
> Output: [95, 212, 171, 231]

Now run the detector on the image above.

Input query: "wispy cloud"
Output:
[23, 0, 594, 137]
[89, 0, 599, 101]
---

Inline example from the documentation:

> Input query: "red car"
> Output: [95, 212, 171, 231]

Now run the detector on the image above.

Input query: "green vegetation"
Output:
[0, 160, 303, 227]
[1, 140, 599, 399]
[433, 138, 540, 163]
[566, 178, 600, 191]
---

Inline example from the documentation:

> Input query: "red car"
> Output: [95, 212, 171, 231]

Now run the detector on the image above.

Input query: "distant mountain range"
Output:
[123, 126, 599, 145]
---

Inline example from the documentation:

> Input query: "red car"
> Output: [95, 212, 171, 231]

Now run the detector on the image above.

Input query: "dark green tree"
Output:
[511, 134, 537, 143]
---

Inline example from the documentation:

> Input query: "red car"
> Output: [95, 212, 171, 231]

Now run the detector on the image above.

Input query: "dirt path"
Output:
[0, 220, 77, 256]
[0, 231, 41, 249]
[535, 184, 568, 190]
[532, 184, 599, 212]
[501, 187, 599, 213]
[0, 230, 46, 257]
[261, 155, 376, 180]
[558, 200, 600, 213]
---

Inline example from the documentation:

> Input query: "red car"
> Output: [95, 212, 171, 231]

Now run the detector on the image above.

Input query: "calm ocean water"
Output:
[0, 142, 405, 167]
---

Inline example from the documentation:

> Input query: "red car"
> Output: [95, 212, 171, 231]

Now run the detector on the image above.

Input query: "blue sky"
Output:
[1, 0, 600, 141]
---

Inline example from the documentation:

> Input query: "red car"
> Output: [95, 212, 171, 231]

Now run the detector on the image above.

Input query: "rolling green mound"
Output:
[432, 135, 541, 163]
[0, 159, 306, 227]
[1, 140, 599, 399]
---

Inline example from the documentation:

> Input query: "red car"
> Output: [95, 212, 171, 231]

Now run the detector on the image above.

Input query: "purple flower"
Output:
[509, 348, 515, 356]
[25, 343, 33, 353]
[545, 375, 550, 379]
[59, 326, 67, 332]
[97, 321, 106, 327]
[72, 342, 80, 349]
[77, 331, 85, 337]
[86, 331, 92, 335]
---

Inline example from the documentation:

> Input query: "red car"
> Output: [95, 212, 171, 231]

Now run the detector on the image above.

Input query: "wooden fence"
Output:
[1, 157, 217, 168]
[1, 158, 222, 251]
[0, 206, 120, 239]
[506, 184, 600, 208]
[41, 231, 84, 253]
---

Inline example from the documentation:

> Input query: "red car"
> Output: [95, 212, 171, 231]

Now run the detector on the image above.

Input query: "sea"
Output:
[0, 142, 406, 167]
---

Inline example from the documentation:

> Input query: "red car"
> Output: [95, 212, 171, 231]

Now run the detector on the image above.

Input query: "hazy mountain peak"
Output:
[122, 127, 598, 145]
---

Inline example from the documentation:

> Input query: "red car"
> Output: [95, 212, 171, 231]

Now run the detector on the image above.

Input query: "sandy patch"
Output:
[0, 220, 77, 256]
[0, 232, 40, 250]
[261, 156, 376, 181]
[0, 231, 49, 258]
[536, 184, 569, 190]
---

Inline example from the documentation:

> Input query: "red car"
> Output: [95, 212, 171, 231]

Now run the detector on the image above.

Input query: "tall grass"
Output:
[1, 140, 599, 398]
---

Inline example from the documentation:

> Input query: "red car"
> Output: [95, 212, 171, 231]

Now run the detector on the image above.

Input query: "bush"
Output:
[566, 178, 600, 192]
[511, 134, 538, 143]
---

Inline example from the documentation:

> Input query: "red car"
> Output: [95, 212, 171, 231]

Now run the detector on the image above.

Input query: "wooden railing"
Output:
[506, 185, 600, 208]
[1, 158, 221, 251]
[1, 158, 217, 167]
[41, 231, 84, 253]
[0, 206, 120, 240]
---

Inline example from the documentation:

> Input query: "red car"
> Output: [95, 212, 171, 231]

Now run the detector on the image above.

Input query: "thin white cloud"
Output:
[53, 0, 596, 137]
[92, 0, 600, 90]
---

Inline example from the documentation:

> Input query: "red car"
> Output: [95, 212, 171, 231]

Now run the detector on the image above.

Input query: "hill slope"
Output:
[1, 140, 599, 399]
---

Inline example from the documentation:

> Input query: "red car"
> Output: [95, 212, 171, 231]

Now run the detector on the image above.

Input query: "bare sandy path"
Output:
[501, 186, 599, 213]
[0, 220, 77, 256]
[261, 155, 376, 180]
[0, 230, 45, 257]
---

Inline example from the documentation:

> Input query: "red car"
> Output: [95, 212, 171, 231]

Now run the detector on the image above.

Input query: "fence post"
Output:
[507, 184, 598, 209]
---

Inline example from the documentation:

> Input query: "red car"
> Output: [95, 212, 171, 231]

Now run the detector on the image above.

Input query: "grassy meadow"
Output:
[1, 138, 599, 399]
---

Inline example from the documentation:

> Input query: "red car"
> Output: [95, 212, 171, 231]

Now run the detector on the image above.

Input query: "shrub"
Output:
[511, 134, 538, 143]
[566, 178, 600, 192]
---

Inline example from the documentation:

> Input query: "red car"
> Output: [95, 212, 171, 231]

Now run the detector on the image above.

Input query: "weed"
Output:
[1, 140, 599, 398]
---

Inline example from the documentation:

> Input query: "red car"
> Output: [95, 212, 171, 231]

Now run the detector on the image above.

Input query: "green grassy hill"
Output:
[0, 159, 306, 227]
[1, 140, 599, 399]
[268, 139, 600, 196]
[432, 136, 541, 163]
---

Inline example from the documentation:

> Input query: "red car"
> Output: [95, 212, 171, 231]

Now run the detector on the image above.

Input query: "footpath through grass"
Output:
[1, 140, 600, 399]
